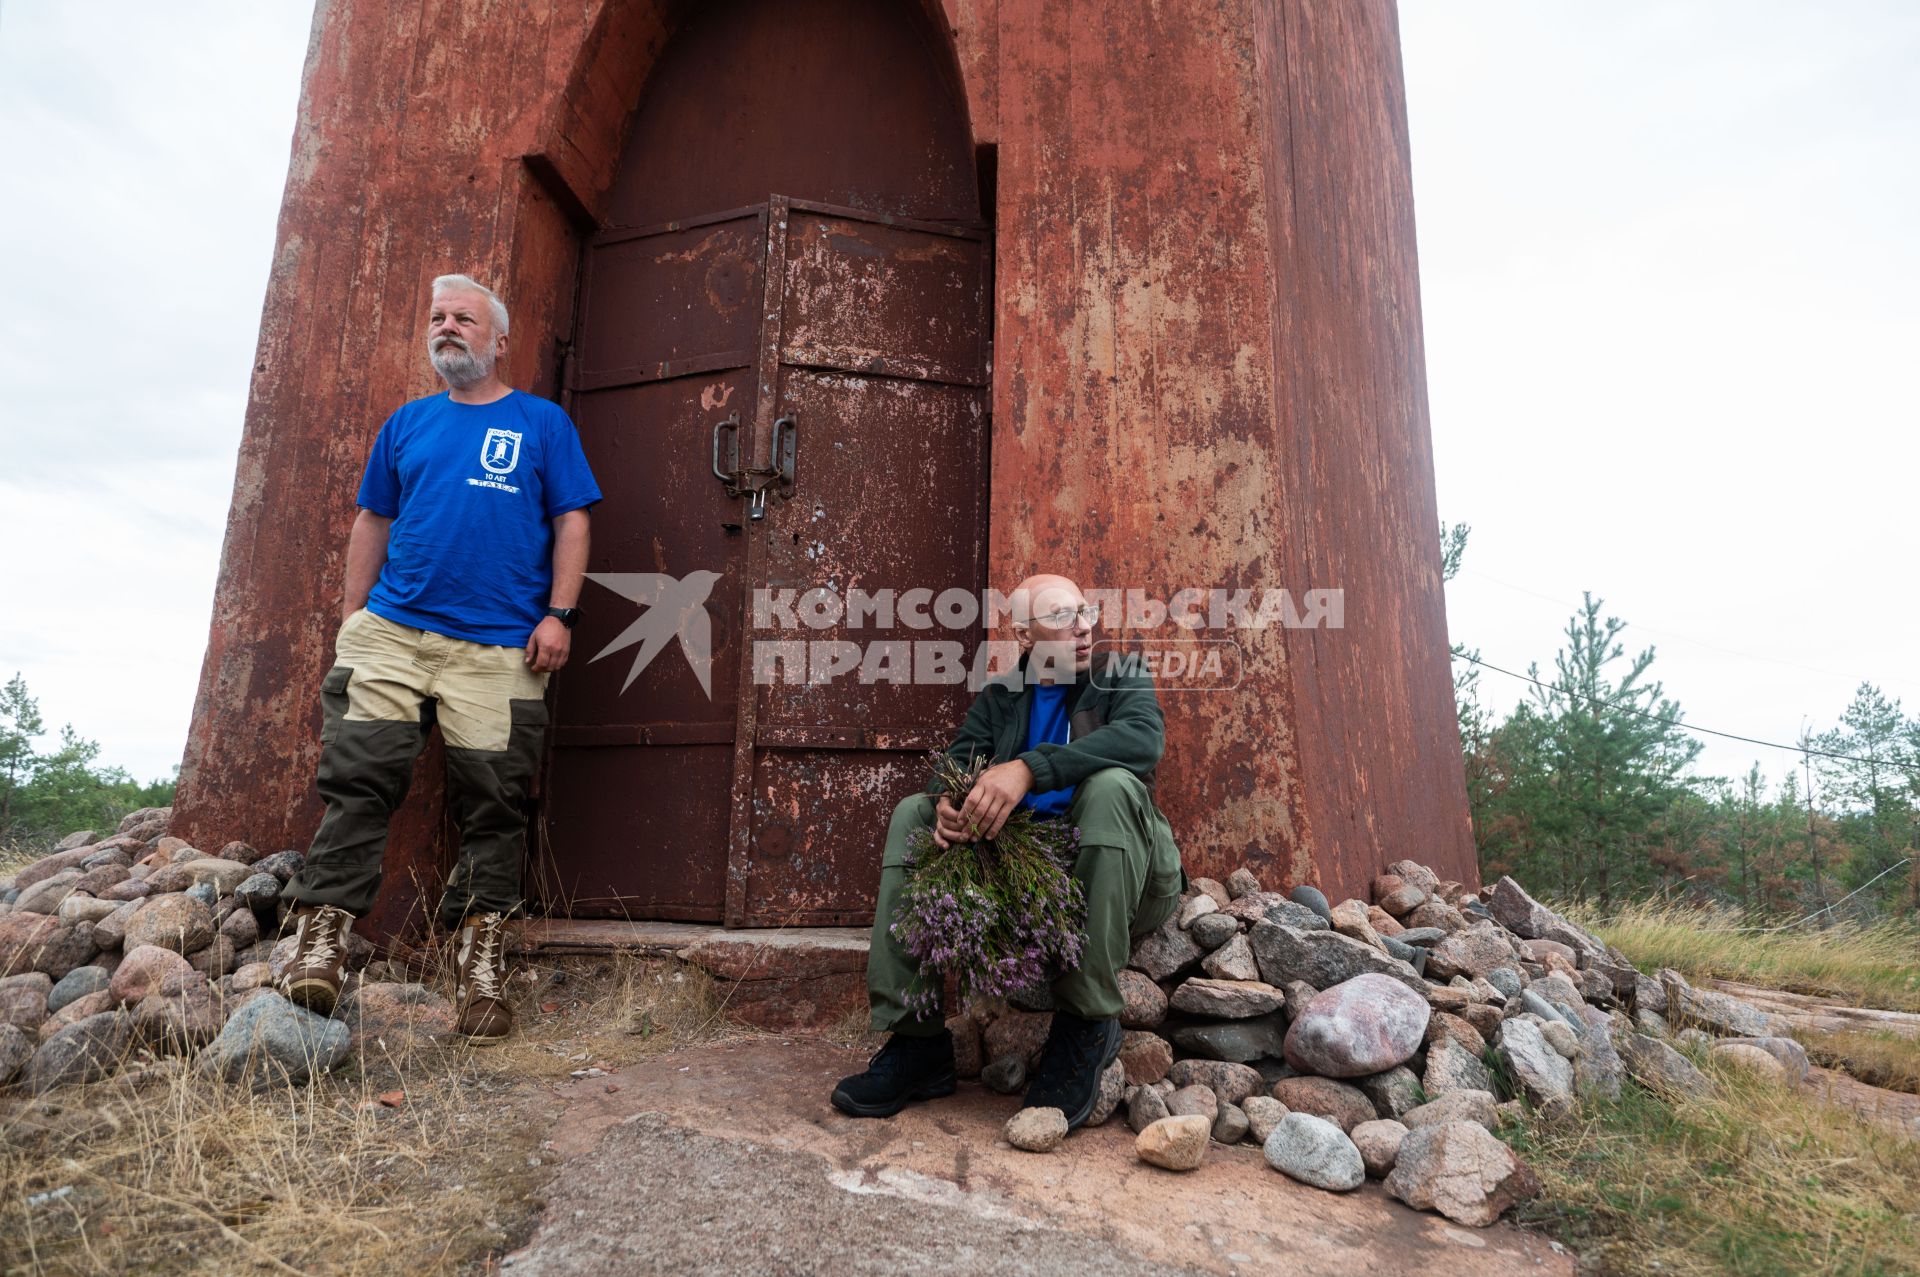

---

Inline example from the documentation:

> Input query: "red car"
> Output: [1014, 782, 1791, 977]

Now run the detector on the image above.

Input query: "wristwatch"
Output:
[545, 606, 581, 629]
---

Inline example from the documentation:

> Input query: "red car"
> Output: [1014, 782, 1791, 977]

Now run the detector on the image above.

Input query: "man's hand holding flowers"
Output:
[941, 759, 1035, 845]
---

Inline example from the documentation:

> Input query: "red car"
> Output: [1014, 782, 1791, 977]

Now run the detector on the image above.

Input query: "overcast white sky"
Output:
[1402, 1, 1920, 789]
[0, 2, 1914, 794]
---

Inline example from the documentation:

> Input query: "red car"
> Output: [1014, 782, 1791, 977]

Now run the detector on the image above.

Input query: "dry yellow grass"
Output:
[1508, 1051, 1920, 1277]
[0, 951, 744, 1275]
[1569, 898, 1920, 1014]
[1796, 1028, 1920, 1097]
[0, 839, 45, 879]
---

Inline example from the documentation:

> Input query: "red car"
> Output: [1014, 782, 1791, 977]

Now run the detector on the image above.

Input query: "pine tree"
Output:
[0, 674, 176, 846]
[1440, 523, 1505, 852]
[1712, 764, 1773, 909]
[0, 673, 45, 831]
[1517, 594, 1703, 906]
[1814, 684, 1917, 913]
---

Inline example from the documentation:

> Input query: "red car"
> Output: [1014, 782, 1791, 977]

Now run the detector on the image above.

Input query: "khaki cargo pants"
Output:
[282, 608, 548, 928]
[866, 767, 1183, 1032]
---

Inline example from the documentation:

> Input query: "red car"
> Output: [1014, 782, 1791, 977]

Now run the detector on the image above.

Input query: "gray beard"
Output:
[430, 337, 494, 389]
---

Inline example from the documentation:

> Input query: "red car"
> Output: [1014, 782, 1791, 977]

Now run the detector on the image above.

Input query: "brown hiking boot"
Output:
[452, 912, 514, 1044]
[280, 905, 354, 1014]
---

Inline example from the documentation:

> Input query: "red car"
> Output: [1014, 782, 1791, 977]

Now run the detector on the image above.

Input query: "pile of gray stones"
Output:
[0, 808, 452, 1094]
[5, 813, 1809, 1231]
[983, 859, 1812, 1229]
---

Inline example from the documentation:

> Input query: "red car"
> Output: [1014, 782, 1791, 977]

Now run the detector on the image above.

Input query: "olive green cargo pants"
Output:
[867, 767, 1183, 1033]
[282, 608, 549, 928]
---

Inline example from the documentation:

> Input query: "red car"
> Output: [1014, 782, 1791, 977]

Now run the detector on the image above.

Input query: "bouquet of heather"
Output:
[890, 753, 1088, 1016]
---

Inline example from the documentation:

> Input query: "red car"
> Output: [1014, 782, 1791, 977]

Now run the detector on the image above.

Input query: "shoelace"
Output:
[467, 915, 505, 1001]
[298, 906, 351, 970]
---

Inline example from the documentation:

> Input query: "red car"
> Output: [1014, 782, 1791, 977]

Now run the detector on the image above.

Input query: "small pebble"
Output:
[981, 1054, 1027, 1095]
[1005, 1106, 1068, 1153]
[1137, 1114, 1211, 1170]
[1289, 884, 1333, 923]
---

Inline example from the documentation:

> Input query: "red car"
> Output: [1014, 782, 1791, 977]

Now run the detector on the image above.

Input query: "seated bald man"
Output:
[831, 573, 1184, 1130]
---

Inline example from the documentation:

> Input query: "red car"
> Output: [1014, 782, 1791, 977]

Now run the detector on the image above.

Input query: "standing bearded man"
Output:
[277, 274, 602, 1042]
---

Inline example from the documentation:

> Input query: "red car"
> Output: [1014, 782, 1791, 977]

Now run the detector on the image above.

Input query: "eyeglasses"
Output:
[1033, 604, 1100, 627]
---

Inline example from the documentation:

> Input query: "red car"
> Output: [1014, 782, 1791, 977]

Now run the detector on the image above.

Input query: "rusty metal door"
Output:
[540, 206, 765, 920]
[730, 197, 991, 925]
[543, 197, 990, 926]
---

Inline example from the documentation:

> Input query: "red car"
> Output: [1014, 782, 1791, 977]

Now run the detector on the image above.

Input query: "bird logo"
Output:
[584, 570, 724, 697]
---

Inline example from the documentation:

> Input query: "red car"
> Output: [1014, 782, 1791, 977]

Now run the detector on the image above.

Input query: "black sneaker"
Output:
[830, 1030, 958, 1118]
[1022, 1012, 1123, 1130]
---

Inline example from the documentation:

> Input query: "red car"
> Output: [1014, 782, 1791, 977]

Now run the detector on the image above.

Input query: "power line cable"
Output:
[1738, 857, 1913, 932]
[1677, 856, 1914, 934]
[1452, 651, 1920, 776]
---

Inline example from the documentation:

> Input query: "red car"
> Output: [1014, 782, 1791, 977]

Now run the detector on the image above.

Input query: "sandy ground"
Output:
[503, 1038, 1573, 1277]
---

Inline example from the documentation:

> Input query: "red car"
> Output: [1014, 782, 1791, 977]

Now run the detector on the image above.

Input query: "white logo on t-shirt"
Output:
[480, 428, 523, 475]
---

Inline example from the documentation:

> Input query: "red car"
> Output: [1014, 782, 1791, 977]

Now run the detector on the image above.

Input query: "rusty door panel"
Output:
[780, 207, 990, 385]
[754, 370, 988, 732]
[548, 199, 990, 927]
[743, 748, 937, 925]
[556, 375, 748, 726]
[733, 200, 991, 926]
[528, 0, 991, 929]
[604, 0, 979, 230]
[576, 211, 767, 384]
[540, 212, 767, 921]
[537, 744, 733, 921]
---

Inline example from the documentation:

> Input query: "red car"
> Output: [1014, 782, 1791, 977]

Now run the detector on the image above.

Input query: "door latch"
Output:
[710, 412, 797, 520]
[711, 413, 740, 487]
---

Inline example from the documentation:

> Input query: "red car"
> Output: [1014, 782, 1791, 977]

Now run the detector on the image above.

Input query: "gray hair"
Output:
[431, 273, 510, 336]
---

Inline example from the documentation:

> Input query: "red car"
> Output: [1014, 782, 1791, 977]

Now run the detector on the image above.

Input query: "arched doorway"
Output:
[540, 0, 991, 926]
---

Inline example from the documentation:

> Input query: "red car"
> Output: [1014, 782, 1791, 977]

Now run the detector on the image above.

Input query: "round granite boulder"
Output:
[1282, 973, 1431, 1078]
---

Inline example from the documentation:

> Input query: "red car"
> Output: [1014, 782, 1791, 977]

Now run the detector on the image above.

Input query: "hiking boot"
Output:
[452, 912, 514, 1044]
[1022, 1011, 1122, 1130]
[830, 1029, 957, 1118]
[280, 905, 355, 1015]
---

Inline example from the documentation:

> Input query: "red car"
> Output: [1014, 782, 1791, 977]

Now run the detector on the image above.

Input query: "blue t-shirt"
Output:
[357, 390, 602, 647]
[1022, 683, 1078, 817]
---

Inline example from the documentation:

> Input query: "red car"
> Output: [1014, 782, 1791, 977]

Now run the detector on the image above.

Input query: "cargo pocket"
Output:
[1133, 884, 1179, 939]
[1133, 812, 1185, 937]
[1148, 808, 1184, 896]
[318, 666, 353, 746]
[502, 696, 550, 785]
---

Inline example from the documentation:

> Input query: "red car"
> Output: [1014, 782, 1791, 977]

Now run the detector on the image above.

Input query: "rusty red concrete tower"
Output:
[174, 0, 1474, 939]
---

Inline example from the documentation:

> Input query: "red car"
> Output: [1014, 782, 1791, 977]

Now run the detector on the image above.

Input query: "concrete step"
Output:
[513, 919, 871, 1032]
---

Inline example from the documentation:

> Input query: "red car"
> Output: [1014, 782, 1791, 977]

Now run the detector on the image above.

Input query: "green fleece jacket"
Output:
[928, 656, 1166, 798]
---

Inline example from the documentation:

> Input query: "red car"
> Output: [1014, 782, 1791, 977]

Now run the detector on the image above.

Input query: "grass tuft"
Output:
[1567, 898, 1920, 1013]
[0, 950, 740, 1275]
[0, 838, 45, 879]
[1507, 1055, 1920, 1277]
[1796, 1028, 1920, 1097]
